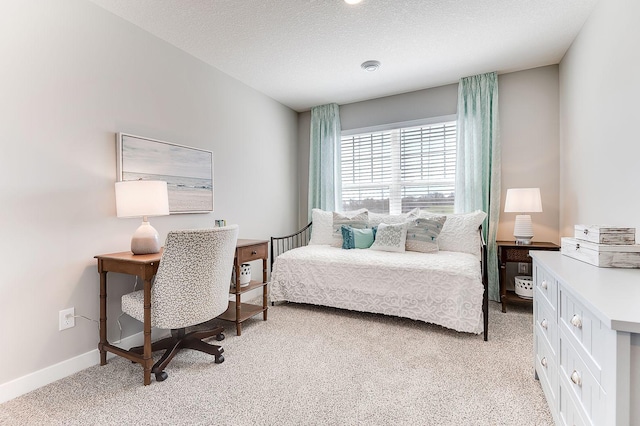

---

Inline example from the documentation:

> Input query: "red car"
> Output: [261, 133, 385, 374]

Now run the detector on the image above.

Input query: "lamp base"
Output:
[514, 237, 533, 245]
[131, 220, 161, 255]
[513, 214, 534, 246]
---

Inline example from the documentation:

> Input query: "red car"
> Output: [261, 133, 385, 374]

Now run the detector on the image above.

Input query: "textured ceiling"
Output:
[89, 0, 598, 112]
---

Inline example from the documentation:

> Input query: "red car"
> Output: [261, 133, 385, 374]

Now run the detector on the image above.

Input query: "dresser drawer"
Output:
[535, 293, 557, 358]
[559, 330, 606, 426]
[559, 288, 608, 380]
[534, 262, 557, 311]
[535, 330, 558, 411]
[530, 252, 638, 426]
[559, 377, 590, 426]
[237, 243, 268, 263]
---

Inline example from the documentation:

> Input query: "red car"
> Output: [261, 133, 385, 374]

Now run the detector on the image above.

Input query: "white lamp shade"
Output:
[115, 180, 170, 218]
[504, 188, 543, 213]
[115, 180, 169, 254]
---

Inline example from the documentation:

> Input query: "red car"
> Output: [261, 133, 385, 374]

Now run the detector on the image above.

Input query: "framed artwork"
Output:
[116, 133, 213, 214]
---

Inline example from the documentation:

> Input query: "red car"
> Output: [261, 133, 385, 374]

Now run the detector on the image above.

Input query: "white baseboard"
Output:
[0, 329, 169, 404]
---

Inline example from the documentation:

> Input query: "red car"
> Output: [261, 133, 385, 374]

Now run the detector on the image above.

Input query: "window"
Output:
[340, 118, 456, 214]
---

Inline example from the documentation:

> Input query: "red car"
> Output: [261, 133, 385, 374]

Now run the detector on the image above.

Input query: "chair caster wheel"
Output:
[155, 371, 168, 381]
[215, 333, 225, 341]
[215, 354, 224, 364]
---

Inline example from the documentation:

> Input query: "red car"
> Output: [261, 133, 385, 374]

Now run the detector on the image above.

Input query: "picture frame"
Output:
[116, 133, 213, 214]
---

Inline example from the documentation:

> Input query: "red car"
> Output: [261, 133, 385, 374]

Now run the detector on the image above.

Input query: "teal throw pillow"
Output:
[341, 225, 376, 249]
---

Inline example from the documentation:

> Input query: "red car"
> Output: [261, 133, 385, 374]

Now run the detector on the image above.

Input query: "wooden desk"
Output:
[497, 241, 559, 313]
[95, 250, 162, 386]
[94, 239, 269, 384]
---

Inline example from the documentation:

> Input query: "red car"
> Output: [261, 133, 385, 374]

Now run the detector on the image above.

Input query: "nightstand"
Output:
[217, 239, 268, 335]
[497, 241, 559, 312]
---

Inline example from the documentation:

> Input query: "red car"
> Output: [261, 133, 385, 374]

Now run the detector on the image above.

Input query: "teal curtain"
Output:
[308, 103, 342, 219]
[455, 72, 501, 302]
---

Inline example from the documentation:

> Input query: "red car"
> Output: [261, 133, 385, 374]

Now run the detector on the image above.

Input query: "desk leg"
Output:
[142, 277, 153, 385]
[98, 270, 108, 366]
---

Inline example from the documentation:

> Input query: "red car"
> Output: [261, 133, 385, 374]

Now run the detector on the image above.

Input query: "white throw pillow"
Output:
[309, 209, 334, 245]
[309, 208, 368, 246]
[420, 210, 487, 257]
[370, 222, 408, 253]
[367, 208, 419, 228]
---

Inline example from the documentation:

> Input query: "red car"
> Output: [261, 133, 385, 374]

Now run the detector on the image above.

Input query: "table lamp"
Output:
[115, 180, 170, 254]
[504, 188, 543, 245]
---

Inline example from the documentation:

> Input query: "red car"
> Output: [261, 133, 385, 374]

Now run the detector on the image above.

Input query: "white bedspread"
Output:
[270, 245, 484, 334]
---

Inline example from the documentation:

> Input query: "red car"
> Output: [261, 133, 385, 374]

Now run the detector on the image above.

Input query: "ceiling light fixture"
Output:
[344, 0, 363, 4]
[361, 60, 381, 72]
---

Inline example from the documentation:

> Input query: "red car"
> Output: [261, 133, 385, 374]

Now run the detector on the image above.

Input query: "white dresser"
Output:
[531, 251, 640, 426]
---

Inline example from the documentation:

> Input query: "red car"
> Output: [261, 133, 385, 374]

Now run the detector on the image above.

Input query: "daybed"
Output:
[269, 209, 489, 340]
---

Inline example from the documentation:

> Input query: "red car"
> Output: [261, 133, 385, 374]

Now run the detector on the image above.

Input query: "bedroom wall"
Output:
[559, 0, 640, 235]
[297, 66, 561, 245]
[559, 0, 640, 422]
[0, 0, 298, 401]
[497, 66, 560, 244]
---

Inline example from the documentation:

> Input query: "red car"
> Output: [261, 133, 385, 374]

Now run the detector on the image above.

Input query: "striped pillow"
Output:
[332, 211, 369, 247]
[405, 215, 446, 253]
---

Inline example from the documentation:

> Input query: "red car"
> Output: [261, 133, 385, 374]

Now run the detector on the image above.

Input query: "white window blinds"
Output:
[340, 120, 456, 214]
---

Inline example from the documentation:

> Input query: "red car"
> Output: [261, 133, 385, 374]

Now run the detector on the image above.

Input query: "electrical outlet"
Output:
[59, 307, 75, 331]
[518, 262, 529, 274]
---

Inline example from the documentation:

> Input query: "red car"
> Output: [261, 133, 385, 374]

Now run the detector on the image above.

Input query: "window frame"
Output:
[340, 114, 457, 215]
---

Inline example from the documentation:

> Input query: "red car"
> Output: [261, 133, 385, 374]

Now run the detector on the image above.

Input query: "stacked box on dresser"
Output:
[561, 225, 640, 268]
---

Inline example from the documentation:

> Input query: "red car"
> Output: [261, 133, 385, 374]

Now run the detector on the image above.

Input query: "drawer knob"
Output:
[540, 357, 547, 368]
[570, 314, 583, 329]
[251, 250, 257, 255]
[570, 370, 582, 387]
[541, 280, 548, 290]
[541, 319, 548, 330]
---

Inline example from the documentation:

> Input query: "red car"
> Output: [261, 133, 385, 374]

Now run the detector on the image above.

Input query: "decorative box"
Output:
[561, 237, 640, 268]
[574, 225, 635, 245]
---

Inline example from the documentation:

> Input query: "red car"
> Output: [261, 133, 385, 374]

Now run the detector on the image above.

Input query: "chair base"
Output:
[130, 326, 225, 381]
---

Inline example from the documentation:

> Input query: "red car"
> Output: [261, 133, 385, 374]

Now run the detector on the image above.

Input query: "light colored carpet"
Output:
[0, 302, 552, 425]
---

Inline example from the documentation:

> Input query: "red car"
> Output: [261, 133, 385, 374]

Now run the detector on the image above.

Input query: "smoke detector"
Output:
[361, 60, 381, 72]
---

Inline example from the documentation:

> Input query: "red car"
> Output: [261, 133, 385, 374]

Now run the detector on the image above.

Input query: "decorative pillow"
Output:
[308, 209, 333, 245]
[341, 225, 376, 249]
[332, 211, 369, 247]
[370, 222, 408, 253]
[309, 208, 367, 245]
[405, 215, 446, 253]
[420, 210, 487, 258]
[367, 208, 419, 228]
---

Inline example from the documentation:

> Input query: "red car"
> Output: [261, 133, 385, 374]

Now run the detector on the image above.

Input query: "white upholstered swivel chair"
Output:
[122, 226, 238, 382]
